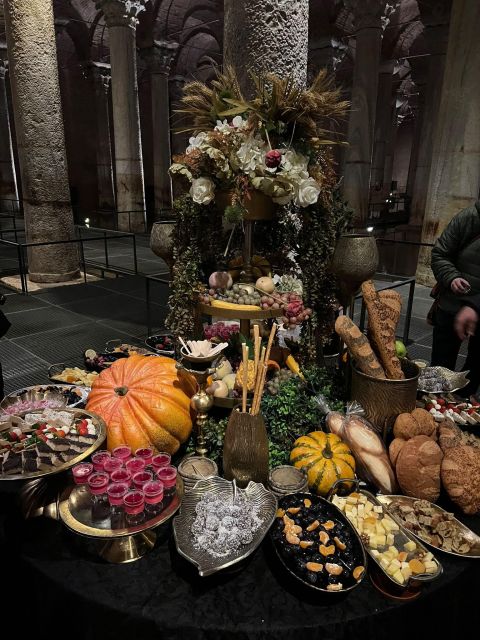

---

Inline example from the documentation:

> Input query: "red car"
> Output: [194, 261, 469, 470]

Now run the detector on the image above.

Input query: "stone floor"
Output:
[0, 264, 469, 397]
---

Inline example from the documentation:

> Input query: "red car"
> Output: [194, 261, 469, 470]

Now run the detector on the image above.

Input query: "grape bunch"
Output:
[200, 283, 263, 306]
[260, 292, 312, 329]
[266, 369, 294, 395]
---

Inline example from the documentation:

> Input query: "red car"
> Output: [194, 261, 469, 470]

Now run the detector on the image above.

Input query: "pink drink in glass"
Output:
[132, 470, 153, 490]
[72, 462, 93, 485]
[107, 482, 129, 506]
[135, 447, 154, 467]
[103, 457, 123, 476]
[144, 480, 164, 517]
[151, 453, 171, 472]
[91, 450, 111, 472]
[110, 467, 131, 485]
[112, 445, 132, 463]
[87, 472, 109, 495]
[123, 490, 145, 515]
[125, 457, 146, 475]
[156, 465, 177, 496]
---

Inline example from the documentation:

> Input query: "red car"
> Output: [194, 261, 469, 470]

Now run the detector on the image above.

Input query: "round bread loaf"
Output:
[438, 418, 463, 452]
[389, 437, 405, 466]
[441, 445, 480, 514]
[393, 413, 420, 439]
[411, 408, 436, 438]
[396, 435, 443, 502]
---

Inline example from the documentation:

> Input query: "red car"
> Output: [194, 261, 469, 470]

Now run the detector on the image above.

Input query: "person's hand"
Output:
[451, 277, 471, 294]
[454, 305, 478, 340]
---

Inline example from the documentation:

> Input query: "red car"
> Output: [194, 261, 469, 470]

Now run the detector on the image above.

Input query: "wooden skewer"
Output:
[252, 323, 277, 416]
[253, 324, 260, 378]
[251, 345, 266, 414]
[242, 343, 249, 413]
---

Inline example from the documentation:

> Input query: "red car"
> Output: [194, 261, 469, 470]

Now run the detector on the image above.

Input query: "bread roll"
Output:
[393, 413, 420, 439]
[411, 408, 436, 438]
[389, 437, 406, 466]
[396, 435, 443, 502]
[441, 445, 480, 514]
[335, 316, 386, 379]
[438, 418, 463, 452]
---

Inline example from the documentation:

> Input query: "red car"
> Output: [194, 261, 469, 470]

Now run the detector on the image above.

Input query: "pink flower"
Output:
[265, 149, 282, 169]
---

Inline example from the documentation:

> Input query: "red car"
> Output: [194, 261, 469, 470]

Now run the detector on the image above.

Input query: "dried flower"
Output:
[265, 149, 282, 168]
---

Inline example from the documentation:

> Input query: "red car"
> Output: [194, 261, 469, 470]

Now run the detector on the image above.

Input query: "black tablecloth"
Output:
[2, 488, 479, 640]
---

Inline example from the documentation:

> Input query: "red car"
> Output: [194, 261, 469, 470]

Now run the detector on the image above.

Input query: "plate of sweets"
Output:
[48, 364, 99, 387]
[0, 384, 88, 415]
[0, 408, 106, 480]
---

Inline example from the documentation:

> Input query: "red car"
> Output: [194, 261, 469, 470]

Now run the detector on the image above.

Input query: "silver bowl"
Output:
[173, 476, 277, 576]
[0, 384, 88, 413]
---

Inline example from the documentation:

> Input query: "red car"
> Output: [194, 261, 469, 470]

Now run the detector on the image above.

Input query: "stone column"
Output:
[342, 0, 387, 226]
[0, 48, 18, 208]
[90, 63, 116, 211]
[4, 0, 79, 282]
[405, 60, 428, 202]
[370, 61, 395, 192]
[141, 40, 178, 214]
[170, 75, 187, 158]
[224, 0, 309, 93]
[382, 92, 399, 195]
[417, 0, 480, 286]
[409, 0, 452, 229]
[97, 0, 147, 232]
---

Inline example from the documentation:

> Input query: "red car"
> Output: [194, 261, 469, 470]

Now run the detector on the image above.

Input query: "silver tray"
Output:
[378, 495, 480, 559]
[0, 408, 106, 481]
[173, 476, 277, 577]
[0, 384, 88, 413]
[418, 366, 469, 394]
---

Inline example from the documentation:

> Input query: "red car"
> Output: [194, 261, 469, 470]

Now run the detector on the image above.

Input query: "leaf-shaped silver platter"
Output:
[173, 475, 277, 577]
[417, 366, 469, 394]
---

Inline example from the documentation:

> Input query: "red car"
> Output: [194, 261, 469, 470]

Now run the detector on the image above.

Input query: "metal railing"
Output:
[0, 226, 138, 294]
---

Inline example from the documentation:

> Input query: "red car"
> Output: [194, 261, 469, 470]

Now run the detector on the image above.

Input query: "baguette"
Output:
[335, 315, 386, 379]
[362, 281, 404, 380]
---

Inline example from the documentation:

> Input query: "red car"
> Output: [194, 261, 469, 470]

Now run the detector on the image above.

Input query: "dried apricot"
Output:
[276, 508, 285, 518]
[325, 563, 343, 576]
[409, 559, 426, 575]
[306, 562, 323, 572]
[319, 544, 336, 556]
[286, 532, 300, 545]
[333, 536, 346, 551]
[304, 498, 312, 508]
[323, 520, 335, 530]
[306, 520, 320, 532]
[353, 566, 365, 580]
[287, 507, 301, 515]
[319, 531, 330, 545]
[300, 540, 314, 549]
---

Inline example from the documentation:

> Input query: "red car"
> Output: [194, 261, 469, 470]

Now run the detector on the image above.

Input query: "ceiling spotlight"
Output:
[366, 226, 374, 233]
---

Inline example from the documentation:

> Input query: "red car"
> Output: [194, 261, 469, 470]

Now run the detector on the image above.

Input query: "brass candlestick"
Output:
[176, 357, 217, 457]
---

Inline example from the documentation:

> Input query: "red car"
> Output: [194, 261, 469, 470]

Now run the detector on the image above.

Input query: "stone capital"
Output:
[344, 0, 388, 31]
[140, 40, 179, 75]
[96, 0, 148, 29]
[88, 61, 111, 95]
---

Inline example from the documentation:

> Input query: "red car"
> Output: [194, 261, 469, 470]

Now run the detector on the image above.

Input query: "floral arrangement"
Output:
[170, 68, 348, 218]
[203, 322, 240, 342]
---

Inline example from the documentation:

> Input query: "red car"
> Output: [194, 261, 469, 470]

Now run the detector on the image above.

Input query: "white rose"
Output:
[281, 150, 309, 175]
[232, 115, 248, 129]
[190, 177, 215, 205]
[295, 177, 321, 207]
[186, 131, 208, 153]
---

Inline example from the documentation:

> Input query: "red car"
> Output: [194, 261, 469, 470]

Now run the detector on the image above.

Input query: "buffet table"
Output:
[3, 486, 479, 640]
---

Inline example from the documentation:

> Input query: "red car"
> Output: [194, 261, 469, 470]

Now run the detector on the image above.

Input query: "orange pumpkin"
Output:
[86, 355, 196, 454]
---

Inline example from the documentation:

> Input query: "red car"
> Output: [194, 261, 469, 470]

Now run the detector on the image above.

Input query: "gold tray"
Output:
[378, 495, 480, 559]
[59, 477, 184, 563]
[0, 408, 106, 481]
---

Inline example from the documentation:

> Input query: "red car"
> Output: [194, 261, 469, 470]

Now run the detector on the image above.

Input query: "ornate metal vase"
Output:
[330, 234, 379, 307]
[150, 221, 175, 273]
[223, 409, 269, 488]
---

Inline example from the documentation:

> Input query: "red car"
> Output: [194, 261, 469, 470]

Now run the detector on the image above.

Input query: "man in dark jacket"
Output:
[430, 201, 480, 398]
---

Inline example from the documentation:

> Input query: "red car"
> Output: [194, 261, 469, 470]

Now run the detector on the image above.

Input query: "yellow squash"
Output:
[290, 431, 356, 496]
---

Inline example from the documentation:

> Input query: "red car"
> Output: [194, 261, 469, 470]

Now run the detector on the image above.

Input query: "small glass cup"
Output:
[135, 447, 154, 467]
[110, 467, 131, 485]
[87, 471, 109, 495]
[91, 450, 111, 472]
[132, 470, 153, 490]
[103, 456, 123, 476]
[151, 452, 171, 473]
[72, 462, 93, 486]
[88, 471, 110, 521]
[123, 490, 145, 525]
[125, 457, 146, 475]
[107, 482, 129, 512]
[143, 480, 164, 517]
[112, 445, 132, 464]
[156, 465, 177, 497]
